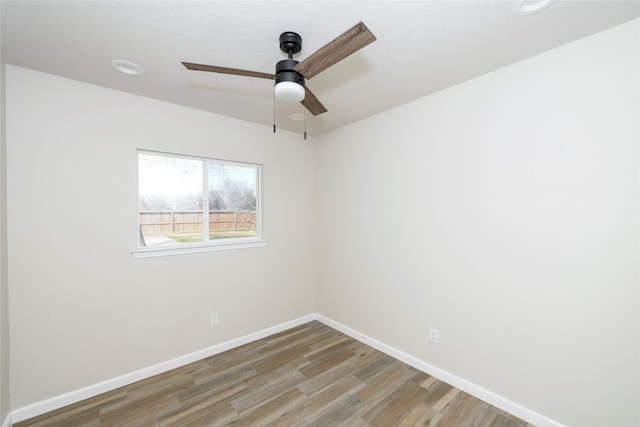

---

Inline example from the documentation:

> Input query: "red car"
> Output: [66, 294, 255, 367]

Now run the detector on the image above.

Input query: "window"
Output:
[134, 150, 265, 257]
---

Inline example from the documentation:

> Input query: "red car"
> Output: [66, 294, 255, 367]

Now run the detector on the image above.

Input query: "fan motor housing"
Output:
[275, 59, 305, 87]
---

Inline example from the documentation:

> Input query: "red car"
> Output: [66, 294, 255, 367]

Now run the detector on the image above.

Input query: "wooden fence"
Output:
[139, 210, 257, 235]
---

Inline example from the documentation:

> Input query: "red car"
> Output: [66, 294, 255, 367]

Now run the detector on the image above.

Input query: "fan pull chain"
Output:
[273, 91, 276, 133]
[304, 107, 307, 140]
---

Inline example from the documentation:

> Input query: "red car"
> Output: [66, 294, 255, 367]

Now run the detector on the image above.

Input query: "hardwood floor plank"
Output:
[183, 381, 249, 412]
[238, 387, 306, 426]
[98, 377, 192, 424]
[252, 343, 310, 373]
[259, 332, 314, 356]
[431, 386, 461, 413]
[297, 359, 360, 396]
[100, 395, 181, 427]
[435, 392, 492, 427]
[161, 402, 238, 427]
[179, 364, 254, 403]
[306, 394, 370, 427]
[362, 381, 430, 426]
[25, 409, 100, 427]
[14, 389, 126, 427]
[126, 375, 195, 402]
[158, 383, 246, 426]
[357, 360, 418, 405]
[302, 329, 344, 349]
[353, 353, 396, 382]
[302, 335, 352, 361]
[298, 375, 366, 423]
[127, 360, 208, 394]
[396, 402, 442, 426]
[420, 375, 439, 390]
[350, 343, 386, 367]
[194, 350, 260, 383]
[231, 370, 307, 416]
[423, 380, 458, 411]
[263, 411, 309, 427]
[298, 347, 355, 378]
[242, 363, 301, 391]
[409, 370, 431, 386]
[476, 406, 527, 427]
[15, 322, 531, 427]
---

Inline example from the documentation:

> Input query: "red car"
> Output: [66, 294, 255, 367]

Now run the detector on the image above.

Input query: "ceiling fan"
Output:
[182, 22, 376, 117]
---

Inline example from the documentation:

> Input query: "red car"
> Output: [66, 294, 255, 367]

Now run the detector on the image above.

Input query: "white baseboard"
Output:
[10, 314, 315, 423]
[10, 312, 564, 427]
[1, 412, 11, 427]
[316, 314, 566, 427]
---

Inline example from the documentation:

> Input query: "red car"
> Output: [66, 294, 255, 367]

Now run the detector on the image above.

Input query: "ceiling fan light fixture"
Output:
[274, 58, 305, 103]
[275, 81, 305, 103]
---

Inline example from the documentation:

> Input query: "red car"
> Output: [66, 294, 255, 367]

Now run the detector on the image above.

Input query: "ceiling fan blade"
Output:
[301, 87, 328, 116]
[294, 22, 376, 80]
[182, 62, 275, 80]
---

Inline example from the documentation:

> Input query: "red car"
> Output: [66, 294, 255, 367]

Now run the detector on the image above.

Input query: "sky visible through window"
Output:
[138, 153, 201, 209]
[138, 153, 257, 211]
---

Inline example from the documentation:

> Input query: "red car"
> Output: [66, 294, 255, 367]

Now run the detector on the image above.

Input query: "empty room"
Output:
[0, 1, 639, 426]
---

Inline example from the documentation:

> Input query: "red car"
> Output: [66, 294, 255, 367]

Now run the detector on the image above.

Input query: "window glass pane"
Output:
[138, 153, 204, 246]
[208, 163, 258, 240]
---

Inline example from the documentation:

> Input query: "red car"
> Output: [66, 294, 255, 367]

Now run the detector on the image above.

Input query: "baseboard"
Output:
[10, 314, 316, 423]
[316, 314, 566, 427]
[10, 312, 564, 427]
[1, 413, 11, 427]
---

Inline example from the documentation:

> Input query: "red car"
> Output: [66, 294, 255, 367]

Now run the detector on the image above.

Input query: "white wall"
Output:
[5, 65, 317, 408]
[316, 19, 639, 427]
[0, 58, 11, 424]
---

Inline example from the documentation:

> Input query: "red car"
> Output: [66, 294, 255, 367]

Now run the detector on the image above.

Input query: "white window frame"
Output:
[132, 150, 267, 258]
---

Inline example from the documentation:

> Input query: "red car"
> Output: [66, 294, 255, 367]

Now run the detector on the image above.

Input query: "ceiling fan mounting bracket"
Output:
[279, 31, 302, 57]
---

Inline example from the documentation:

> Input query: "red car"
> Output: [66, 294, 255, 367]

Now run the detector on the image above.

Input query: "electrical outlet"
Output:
[210, 313, 219, 326]
[430, 328, 439, 344]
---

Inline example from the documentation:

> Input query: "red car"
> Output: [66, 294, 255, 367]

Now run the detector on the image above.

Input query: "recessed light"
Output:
[110, 59, 144, 76]
[513, 0, 556, 15]
[288, 113, 306, 121]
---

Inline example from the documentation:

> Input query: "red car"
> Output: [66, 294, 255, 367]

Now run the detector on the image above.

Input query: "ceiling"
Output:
[2, 1, 639, 136]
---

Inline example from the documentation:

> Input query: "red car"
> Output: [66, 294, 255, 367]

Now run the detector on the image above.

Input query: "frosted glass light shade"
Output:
[274, 81, 305, 103]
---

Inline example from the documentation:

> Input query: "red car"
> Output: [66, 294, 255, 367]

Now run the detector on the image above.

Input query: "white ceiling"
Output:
[2, 1, 639, 136]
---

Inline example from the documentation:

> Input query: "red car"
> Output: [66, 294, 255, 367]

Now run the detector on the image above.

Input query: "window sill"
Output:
[132, 239, 268, 258]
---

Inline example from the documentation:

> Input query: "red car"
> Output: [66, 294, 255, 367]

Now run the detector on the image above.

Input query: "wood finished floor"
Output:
[15, 321, 533, 427]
